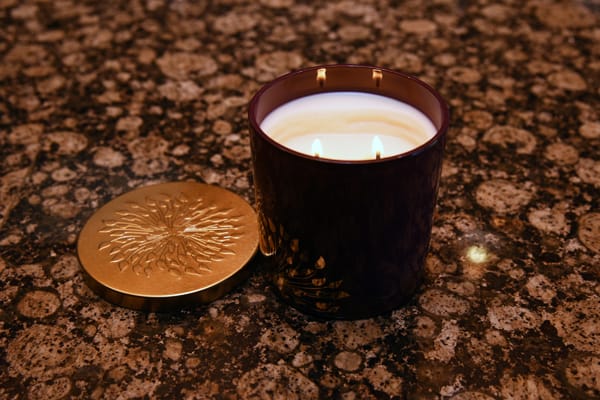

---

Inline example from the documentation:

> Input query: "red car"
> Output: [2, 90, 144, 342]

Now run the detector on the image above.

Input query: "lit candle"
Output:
[249, 64, 449, 318]
[259, 91, 437, 160]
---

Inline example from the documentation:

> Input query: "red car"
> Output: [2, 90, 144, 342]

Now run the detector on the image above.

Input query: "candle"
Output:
[249, 64, 449, 318]
[259, 91, 437, 160]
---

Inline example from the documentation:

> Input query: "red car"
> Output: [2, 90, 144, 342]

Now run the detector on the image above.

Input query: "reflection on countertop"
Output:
[1, 1, 599, 398]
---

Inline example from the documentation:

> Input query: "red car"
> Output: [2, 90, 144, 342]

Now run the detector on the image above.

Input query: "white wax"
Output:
[260, 91, 437, 160]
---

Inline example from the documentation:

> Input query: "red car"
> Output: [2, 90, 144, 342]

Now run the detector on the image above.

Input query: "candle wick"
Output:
[376, 151, 381, 160]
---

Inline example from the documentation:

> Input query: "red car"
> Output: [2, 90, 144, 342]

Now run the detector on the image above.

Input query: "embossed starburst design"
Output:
[98, 192, 241, 278]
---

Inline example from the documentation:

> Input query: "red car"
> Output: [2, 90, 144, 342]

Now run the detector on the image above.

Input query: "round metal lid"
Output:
[77, 181, 259, 311]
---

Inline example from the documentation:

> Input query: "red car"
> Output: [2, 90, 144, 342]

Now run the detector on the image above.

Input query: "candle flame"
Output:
[317, 68, 327, 87]
[372, 69, 383, 87]
[312, 138, 323, 158]
[372, 136, 384, 159]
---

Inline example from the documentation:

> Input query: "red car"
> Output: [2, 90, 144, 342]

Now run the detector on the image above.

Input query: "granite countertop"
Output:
[1, 0, 599, 398]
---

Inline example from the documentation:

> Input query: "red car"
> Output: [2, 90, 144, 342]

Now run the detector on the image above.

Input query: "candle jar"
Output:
[249, 64, 449, 319]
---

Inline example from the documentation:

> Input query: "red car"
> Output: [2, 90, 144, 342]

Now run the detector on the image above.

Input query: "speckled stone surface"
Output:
[1, 0, 599, 399]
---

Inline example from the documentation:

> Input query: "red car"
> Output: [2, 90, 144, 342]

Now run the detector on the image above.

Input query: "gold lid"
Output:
[77, 182, 259, 311]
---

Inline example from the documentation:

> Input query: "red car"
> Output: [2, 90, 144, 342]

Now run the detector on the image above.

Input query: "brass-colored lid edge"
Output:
[80, 252, 256, 312]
